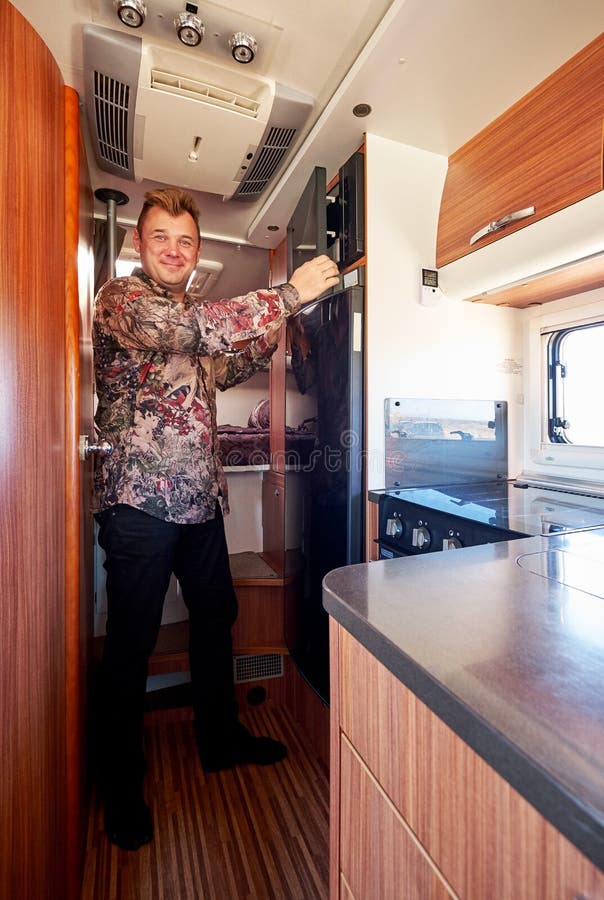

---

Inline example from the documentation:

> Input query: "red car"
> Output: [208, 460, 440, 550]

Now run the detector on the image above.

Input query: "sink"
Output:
[516, 548, 604, 599]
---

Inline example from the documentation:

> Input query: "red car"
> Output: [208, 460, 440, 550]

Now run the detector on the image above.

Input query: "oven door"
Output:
[377, 540, 408, 559]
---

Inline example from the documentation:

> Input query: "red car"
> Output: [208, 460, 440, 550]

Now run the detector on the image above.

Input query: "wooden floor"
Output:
[80, 704, 330, 900]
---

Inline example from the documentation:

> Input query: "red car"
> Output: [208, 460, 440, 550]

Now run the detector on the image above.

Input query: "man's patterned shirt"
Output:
[93, 268, 299, 524]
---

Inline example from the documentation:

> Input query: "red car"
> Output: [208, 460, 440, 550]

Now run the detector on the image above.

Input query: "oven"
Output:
[378, 398, 604, 559]
[376, 481, 604, 559]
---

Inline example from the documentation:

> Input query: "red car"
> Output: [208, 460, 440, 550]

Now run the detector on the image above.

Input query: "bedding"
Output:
[218, 399, 316, 467]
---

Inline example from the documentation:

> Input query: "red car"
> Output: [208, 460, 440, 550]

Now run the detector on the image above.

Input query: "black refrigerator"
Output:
[284, 273, 365, 703]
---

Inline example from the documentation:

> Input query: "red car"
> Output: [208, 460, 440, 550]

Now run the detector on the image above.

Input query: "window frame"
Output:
[522, 294, 604, 481]
[546, 320, 604, 445]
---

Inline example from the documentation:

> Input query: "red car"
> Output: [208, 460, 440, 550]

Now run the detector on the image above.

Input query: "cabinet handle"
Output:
[469, 206, 536, 245]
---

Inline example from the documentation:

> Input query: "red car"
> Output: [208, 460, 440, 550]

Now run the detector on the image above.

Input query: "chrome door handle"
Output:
[469, 206, 536, 245]
[79, 435, 113, 461]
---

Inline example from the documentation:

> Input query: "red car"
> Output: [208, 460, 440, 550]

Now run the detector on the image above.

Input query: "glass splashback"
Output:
[384, 398, 508, 488]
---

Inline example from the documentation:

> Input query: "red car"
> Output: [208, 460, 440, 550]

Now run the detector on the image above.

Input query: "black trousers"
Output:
[95, 503, 239, 793]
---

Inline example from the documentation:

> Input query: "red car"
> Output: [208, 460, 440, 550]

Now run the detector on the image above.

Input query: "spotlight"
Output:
[229, 32, 257, 64]
[114, 0, 146, 28]
[174, 11, 205, 47]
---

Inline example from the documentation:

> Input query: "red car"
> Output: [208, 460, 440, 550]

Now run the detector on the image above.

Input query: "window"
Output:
[547, 319, 604, 446]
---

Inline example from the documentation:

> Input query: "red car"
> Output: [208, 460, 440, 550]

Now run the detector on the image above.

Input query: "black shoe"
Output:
[200, 723, 287, 772]
[104, 794, 154, 851]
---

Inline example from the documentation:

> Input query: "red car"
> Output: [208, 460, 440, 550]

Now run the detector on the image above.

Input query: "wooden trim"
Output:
[261, 469, 285, 576]
[366, 498, 379, 561]
[283, 655, 330, 769]
[329, 617, 342, 899]
[466, 252, 604, 308]
[340, 255, 366, 276]
[64, 85, 81, 900]
[269, 239, 287, 470]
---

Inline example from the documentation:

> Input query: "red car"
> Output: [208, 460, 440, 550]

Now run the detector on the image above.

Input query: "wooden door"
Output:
[65, 88, 96, 900]
[0, 5, 93, 898]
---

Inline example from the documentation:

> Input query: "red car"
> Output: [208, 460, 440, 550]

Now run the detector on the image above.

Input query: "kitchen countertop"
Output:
[323, 527, 604, 871]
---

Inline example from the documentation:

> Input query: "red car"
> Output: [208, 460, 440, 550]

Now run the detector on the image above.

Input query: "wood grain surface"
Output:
[335, 625, 604, 899]
[0, 2, 67, 896]
[437, 33, 604, 268]
[81, 704, 329, 899]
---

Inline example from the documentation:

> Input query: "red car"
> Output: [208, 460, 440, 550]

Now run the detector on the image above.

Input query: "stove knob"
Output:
[412, 526, 431, 550]
[442, 536, 463, 550]
[385, 516, 403, 539]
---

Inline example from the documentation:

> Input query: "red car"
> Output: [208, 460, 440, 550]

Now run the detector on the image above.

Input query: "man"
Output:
[93, 187, 339, 851]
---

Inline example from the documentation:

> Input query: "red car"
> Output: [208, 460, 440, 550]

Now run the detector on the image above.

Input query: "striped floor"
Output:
[80, 704, 329, 899]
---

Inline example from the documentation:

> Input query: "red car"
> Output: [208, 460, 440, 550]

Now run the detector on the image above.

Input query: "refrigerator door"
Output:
[284, 282, 364, 701]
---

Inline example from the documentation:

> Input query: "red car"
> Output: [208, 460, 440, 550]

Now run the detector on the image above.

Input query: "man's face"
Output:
[133, 206, 201, 297]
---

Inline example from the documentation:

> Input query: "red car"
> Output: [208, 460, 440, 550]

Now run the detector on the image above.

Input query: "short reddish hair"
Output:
[137, 188, 201, 244]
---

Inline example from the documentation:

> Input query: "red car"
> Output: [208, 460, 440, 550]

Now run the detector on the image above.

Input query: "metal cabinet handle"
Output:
[79, 435, 114, 461]
[469, 205, 536, 246]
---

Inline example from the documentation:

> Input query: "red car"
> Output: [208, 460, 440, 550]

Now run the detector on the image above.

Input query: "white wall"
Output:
[222, 470, 265, 553]
[216, 368, 270, 426]
[365, 134, 525, 489]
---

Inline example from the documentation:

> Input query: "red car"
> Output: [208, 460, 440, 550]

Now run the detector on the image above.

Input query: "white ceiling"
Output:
[11, 0, 604, 256]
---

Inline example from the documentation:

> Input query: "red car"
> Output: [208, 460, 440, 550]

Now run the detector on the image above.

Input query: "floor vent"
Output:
[234, 653, 284, 683]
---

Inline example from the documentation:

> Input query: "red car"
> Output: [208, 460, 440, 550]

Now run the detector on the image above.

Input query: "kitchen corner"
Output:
[324, 527, 604, 897]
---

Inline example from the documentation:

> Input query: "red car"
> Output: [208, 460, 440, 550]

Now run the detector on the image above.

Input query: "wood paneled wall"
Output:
[0, 2, 68, 897]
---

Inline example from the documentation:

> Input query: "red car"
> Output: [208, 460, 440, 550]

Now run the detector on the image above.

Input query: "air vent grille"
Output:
[233, 653, 283, 683]
[236, 126, 297, 196]
[151, 69, 260, 118]
[93, 71, 131, 171]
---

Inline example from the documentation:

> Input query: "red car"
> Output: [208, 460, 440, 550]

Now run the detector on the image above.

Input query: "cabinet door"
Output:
[340, 736, 455, 900]
[337, 627, 604, 900]
[436, 33, 604, 268]
[262, 469, 285, 575]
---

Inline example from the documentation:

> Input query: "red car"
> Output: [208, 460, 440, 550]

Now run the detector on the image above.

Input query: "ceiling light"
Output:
[174, 11, 205, 47]
[114, 0, 146, 28]
[353, 103, 372, 118]
[229, 32, 258, 64]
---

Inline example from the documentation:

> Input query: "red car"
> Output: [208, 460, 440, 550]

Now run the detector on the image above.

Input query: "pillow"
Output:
[248, 398, 270, 429]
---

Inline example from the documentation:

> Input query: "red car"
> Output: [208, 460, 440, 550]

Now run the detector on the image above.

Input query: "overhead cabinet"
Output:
[436, 33, 604, 303]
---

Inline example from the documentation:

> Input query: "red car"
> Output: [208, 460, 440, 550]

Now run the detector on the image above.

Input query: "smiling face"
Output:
[133, 206, 201, 300]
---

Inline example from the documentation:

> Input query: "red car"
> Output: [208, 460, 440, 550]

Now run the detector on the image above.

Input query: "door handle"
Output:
[469, 206, 536, 245]
[79, 435, 113, 461]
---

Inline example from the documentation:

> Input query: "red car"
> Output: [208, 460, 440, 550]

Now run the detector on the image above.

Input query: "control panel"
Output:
[378, 494, 521, 556]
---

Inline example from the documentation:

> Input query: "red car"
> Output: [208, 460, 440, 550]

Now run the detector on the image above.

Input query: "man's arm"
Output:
[94, 256, 339, 356]
[214, 323, 282, 391]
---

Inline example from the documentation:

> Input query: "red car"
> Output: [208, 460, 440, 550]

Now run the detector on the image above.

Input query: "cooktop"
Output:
[380, 480, 604, 538]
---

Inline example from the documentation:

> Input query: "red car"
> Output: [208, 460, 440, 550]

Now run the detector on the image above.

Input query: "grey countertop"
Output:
[323, 527, 604, 871]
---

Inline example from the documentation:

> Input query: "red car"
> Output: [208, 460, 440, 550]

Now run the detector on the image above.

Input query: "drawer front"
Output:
[338, 626, 604, 900]
[340, 735, 455, 900]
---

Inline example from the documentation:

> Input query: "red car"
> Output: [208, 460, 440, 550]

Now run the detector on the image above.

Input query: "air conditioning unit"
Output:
[83, 24, 313, 201]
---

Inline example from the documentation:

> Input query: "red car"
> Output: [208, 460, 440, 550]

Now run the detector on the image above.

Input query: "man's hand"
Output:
[289, 255, 340, 305]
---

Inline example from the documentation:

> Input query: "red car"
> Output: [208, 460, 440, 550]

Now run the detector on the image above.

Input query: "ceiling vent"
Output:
[231, 125, 297, 201]
[83, 24, 312, 200]
[83, 25, 141, 180]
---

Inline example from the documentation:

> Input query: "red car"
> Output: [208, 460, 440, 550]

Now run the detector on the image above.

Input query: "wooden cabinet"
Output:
[340, 737, 454, 899]
[330, 620, 604, 899]
[436, 33, 604, 270]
